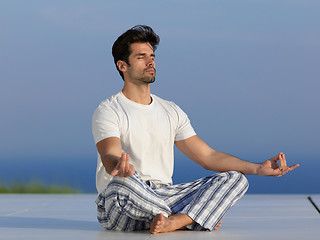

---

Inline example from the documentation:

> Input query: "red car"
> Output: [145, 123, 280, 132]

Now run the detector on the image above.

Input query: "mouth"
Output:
[145, 67, 155, 74]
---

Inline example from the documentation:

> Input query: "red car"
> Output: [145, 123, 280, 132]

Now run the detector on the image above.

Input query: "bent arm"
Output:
[175, 135, 299, 176]
[96, 137, 135, 177]
[175, 135, 259, 175]
[96, 137, 122, 174]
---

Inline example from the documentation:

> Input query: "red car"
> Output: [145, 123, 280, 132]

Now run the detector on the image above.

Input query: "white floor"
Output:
[0, 194, 319, 240]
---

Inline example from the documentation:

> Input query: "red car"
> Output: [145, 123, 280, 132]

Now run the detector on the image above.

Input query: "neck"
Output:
[122, 81, 152, 105]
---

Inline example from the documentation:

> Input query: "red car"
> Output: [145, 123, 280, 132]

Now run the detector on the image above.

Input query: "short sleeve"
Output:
[92, 105, 120, 144]
[174, 104, 196, 141]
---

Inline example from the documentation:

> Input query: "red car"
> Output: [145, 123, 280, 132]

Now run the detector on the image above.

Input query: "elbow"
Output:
[201, 161, 211, 171]
[202, 163, 209, 170]
[199, 150, 218, 171]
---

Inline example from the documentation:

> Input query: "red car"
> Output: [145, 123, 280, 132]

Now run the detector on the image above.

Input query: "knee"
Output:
[109, 175, 133, 187]
[101, 173, 145, 204]
[103, 175, 136, 197]
[227, 171, 249, 193]
[207, 171, 249, 193]
[227, 171, 248, 184]
[229, 171, 248, 183]
[99, 177, 134, 213]
[107, 171, 142, 189]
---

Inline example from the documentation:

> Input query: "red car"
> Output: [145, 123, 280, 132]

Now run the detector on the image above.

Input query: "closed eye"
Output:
[136, 53, 146, 59]
[135, 53, 155, 60]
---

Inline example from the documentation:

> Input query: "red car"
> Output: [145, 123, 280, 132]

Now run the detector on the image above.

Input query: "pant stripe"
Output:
[96, 171, 248, 231]
[106, 179, 172, 217]
[198, 171, 248, 229]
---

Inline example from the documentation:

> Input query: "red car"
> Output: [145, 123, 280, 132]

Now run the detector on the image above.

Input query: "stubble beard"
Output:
[139, 68, 156, 84]
[140, 76, 155, 84]
[126, 65, 156, 84]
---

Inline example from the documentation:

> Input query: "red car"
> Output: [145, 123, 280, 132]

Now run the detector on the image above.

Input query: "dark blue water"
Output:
[0, 155, 318, 194]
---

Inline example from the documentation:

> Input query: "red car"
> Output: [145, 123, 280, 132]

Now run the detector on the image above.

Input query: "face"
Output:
[119, 42, 156, 84]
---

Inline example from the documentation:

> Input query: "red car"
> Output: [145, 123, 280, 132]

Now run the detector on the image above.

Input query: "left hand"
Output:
[256, 152, 299, 177]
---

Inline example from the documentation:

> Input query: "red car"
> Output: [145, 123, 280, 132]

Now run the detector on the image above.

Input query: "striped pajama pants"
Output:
[96, 171, 248, 231]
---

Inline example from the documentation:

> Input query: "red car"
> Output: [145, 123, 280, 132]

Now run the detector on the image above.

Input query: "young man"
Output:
[92, 25, 299, 234]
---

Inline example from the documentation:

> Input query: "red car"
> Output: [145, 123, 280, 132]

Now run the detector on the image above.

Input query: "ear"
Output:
[117, 60, 127, 73]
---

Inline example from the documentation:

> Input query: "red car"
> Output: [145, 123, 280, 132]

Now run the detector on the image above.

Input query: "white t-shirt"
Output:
[92, 91, 196, 193]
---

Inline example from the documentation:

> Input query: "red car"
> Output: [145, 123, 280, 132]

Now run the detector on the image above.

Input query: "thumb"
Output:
[110, 157, 122, 176]
[110, 162, 120, 176]
[110, 168, 119, 176]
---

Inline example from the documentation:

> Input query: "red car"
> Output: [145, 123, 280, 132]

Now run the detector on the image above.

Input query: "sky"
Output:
[1, 0, 319, 193]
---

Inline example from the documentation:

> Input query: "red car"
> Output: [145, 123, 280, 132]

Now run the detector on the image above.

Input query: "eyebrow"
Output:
[135, 53, 155, 57]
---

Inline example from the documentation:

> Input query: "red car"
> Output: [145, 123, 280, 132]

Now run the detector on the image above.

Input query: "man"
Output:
[92, 25, 299, 234]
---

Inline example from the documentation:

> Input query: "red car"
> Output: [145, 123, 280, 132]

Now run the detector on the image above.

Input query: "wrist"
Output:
[254, 163, 263, 175]
[246, 163, 261, 175]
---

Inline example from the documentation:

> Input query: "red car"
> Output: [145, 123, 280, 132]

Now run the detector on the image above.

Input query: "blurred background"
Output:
[1, 0, 319, 194]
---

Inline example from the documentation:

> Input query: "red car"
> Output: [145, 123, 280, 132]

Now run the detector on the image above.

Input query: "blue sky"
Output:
[1, 1, 319, 191]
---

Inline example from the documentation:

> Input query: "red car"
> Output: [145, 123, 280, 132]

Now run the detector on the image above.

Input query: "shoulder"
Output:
[93, 92, 122, 120]
[152, 94, 189, 119]
[152, 94, 181, 111]
[97, 92, 122, 109]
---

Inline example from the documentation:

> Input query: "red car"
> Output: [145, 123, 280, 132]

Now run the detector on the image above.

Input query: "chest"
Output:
[119, 105, 177, 144]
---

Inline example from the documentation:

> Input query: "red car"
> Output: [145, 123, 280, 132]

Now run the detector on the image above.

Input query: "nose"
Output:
[147, 57, 155, 67]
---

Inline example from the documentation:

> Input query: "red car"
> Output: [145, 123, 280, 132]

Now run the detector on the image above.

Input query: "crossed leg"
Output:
[97, 171, 245, 232]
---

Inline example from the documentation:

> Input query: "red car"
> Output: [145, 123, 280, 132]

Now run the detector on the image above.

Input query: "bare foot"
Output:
[213, 220, 222, 230]
[150, 213, 193, 234]
[150, 214, 168, 234]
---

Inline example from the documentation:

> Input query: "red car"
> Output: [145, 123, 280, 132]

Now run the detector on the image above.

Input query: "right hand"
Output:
[110, 152, 135, 177]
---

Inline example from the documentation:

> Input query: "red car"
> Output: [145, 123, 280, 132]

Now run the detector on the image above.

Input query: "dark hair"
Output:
[112, 25, 160, 80]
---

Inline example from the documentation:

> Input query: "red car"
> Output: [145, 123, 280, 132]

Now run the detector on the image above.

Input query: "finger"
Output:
[279, 152, 287, 170]
[128, 164, 135, 177]
[118, 153, 126, 169]
[117, 152, 128, 177]
[110, 154, 123, 176]
[278, 163, 299, 176]
[120, 153, 133, 177]
[124, 153, 130, 177]
[110, 168, 119, 176]
[269, 153, 281, 163]
[279, 168, 290, 176]
[126, 155, 136, 177]
[288, 163, 300, 171]
[110, 164, 120, 176]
